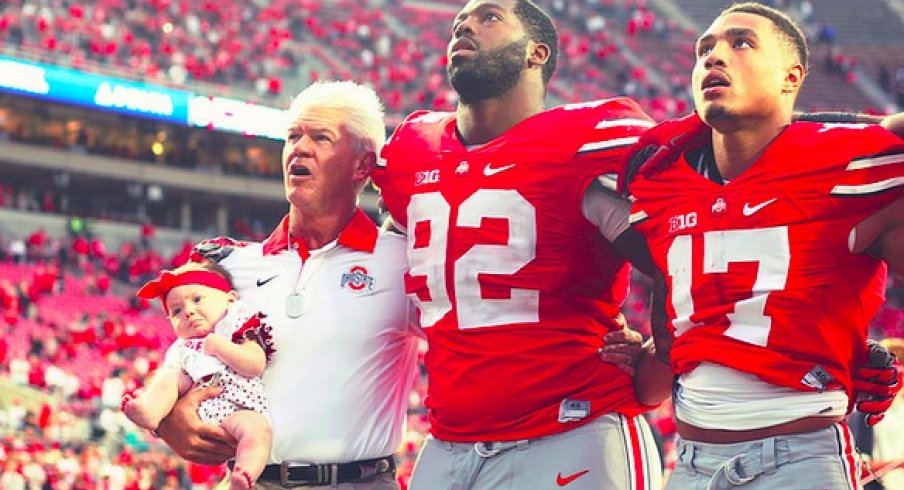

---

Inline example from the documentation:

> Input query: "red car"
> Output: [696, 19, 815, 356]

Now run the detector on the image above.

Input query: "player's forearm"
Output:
[612, 228, 656, 277]
[859, 198, 904, 276]
[880, 112, 904, 138]
[877, 222, 904, 276]
[633, 341, 673, 405]
[650, 272, 671, 365]
[634, 271, 674, 404]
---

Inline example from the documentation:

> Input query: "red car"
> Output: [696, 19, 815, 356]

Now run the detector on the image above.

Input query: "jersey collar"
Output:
[262, 209, 378, 259]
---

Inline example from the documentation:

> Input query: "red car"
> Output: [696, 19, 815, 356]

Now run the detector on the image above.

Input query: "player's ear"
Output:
[782, 63, 805, 94]
[227, 291, 238, 303]
[527, 40, 550, 70]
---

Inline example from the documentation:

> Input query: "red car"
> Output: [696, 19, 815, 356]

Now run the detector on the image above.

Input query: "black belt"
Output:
[250, 456, 395, 487]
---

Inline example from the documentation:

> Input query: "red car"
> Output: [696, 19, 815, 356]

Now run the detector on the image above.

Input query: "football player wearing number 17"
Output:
[371, 0, 668, 489]
[624, 3, 904, 489]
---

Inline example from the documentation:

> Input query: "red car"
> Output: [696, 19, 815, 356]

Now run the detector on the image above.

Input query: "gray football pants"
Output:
[666, 423, 861, 490]
[409, 413, 662, 490]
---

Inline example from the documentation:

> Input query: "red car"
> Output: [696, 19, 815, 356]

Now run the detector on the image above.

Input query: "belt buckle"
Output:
[280, 461, 332, 487]
[474, 442, 501, 458]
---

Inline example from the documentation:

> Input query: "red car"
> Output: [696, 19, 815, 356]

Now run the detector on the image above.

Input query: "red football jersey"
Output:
[373, 98, 655, 441]
[630, 122, 904, 398]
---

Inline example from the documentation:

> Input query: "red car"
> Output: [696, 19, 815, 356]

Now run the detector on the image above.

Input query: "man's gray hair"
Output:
[287, 81, 386, 154]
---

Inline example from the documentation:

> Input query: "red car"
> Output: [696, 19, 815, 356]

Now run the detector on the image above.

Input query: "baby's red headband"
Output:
[136, 270, 231, 314]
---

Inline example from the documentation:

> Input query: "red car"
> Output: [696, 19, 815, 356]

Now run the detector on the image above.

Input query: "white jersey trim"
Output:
[831, 176, 904, 195]
[628, 210, 649, 225]
[846, 152, 904, 170]
[577, 136, 640, 154]
[596, 172, 619, 192]
[594, 118, 656, 130]
[674, 362, 848, 430]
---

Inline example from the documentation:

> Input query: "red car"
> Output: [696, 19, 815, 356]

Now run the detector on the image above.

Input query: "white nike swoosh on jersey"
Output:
[483, 163, 516, 177]
[742, 198, 778, 216]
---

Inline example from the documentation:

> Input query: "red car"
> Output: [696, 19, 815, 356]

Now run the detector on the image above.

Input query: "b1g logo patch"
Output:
[668, 212, 697, 233]
[415, 169, 440, 186]
[341, 266, 375, 291]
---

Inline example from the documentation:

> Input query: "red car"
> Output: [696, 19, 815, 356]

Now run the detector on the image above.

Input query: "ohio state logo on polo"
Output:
[341, 265, 374, 291]
[204, 209, 419, 463]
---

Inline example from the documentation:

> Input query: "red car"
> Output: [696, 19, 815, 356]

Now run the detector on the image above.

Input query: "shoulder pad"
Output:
[383, 110, 453, 161]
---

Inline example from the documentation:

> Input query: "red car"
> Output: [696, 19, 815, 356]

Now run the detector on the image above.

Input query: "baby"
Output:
[122, 262, 273, 490]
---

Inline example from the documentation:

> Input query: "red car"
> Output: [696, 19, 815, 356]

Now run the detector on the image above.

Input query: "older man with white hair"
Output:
[153, 81, 421, 490]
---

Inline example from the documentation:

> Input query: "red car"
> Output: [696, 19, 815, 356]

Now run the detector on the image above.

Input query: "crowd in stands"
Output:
[3, 0, 897, 122]
[0, 0, 899, 208]
[0, 0, 697, 120]
[0, 0, 306, 99]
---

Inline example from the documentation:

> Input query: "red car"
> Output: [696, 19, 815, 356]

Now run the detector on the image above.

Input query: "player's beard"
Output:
[448, 36, 528, 105]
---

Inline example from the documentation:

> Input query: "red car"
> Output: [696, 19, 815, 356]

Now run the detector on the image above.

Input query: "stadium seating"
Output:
[0, 0, 304, 99]
[2, 0, 897, 122]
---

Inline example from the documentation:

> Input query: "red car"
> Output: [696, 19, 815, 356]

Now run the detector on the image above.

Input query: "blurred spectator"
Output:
[1, 459, 26, 490]
[0, 111, 9, 142]
[817, 21, 837, 45]
[4, 399, 28, 433]
[72, 128, 89, 154]
[25, 228, 48, 262]
[139, 221, 155, 249]
[9, 238, 26, 264]
[799, 0, 813, 23]
[879, 65, 892, 93]
[9, 357, 29, 385]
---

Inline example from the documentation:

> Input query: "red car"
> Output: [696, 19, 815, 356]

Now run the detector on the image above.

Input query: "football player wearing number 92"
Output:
[624, 3, 904, 489]
[371, 0, 670, 489]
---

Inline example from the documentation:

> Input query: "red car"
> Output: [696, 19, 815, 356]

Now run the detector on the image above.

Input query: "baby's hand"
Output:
[202, 334, 228, 357]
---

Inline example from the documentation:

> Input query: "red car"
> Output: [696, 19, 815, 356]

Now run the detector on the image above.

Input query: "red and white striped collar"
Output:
[262, 209, 378, 260]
